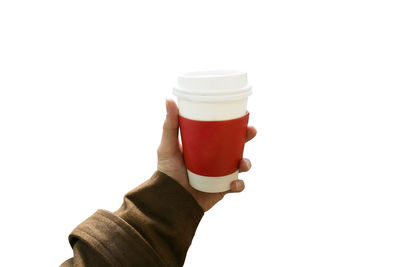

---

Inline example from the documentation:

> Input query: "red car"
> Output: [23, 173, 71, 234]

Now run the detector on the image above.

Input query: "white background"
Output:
[1, 0, 399, 266]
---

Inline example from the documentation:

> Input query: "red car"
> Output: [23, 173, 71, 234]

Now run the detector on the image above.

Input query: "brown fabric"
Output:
[61, 171, 204, 267]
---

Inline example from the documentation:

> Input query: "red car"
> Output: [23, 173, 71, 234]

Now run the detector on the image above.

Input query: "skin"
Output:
[157, 99, 257, 212]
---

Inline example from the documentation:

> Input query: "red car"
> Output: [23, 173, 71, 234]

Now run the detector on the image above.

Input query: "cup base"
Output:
[187, 170, 239, 193]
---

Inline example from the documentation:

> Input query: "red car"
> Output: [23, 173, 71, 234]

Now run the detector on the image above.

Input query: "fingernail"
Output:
[237, 180, 244, 191]
[245, 159, 251, 169]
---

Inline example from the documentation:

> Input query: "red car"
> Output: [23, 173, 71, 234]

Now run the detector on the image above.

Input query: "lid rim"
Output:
[173, 85, 252, 96]
[179, 70, 246, 78]
[173, 87, 252, 102]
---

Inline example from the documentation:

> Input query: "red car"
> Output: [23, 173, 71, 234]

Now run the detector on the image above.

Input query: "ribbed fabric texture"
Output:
[61, 171, 204, 267]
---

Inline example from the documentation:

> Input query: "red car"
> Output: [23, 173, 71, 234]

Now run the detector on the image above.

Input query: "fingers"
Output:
[230, 179, 245, 193]
[228, 159, 250, 194]
[239, 158, 252, 173]
[218, 126, 256, 196]
[160, 99, 180, 150]
[164, 98, 179, 130]
[246, 126, 257, 142]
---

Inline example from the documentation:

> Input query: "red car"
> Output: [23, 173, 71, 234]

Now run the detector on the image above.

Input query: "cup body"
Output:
[173, 71, 252, 193]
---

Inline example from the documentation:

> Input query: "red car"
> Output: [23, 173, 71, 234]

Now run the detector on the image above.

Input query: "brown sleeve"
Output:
[61, 171, 204, 267]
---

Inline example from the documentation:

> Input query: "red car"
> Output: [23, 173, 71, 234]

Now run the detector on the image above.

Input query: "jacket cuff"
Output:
[68, 171, 204, 266]
[68, 209, 165, 266]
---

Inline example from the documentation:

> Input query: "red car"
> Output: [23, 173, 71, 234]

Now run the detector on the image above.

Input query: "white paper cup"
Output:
[173, 70, 252, 193]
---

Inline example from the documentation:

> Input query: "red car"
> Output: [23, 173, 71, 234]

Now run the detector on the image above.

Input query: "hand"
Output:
[157, 99, 257, 212]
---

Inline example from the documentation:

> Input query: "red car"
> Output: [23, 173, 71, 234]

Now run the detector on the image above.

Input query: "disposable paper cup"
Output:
[173, 70, 252, 193]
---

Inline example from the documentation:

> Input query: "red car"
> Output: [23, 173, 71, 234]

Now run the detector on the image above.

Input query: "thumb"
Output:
[160, 99, 180, 152]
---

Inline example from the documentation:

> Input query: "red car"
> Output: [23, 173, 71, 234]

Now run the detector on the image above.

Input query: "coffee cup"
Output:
[173, 70, 252, 193]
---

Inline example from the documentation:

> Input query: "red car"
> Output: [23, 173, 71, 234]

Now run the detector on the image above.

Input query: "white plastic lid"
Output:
[173, 70, 252, 102]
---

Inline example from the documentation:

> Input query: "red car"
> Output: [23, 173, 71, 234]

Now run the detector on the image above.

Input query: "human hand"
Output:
[157, 99, 257, 212]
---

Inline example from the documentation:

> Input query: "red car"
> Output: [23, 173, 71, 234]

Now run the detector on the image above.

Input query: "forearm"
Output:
[61, 171, 204, 267]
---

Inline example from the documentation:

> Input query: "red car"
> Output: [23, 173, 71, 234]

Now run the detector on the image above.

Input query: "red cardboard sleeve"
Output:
[179, 113, 249, 177]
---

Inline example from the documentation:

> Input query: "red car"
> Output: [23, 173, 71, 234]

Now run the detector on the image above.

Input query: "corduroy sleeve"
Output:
[61, 171, 204, 267]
